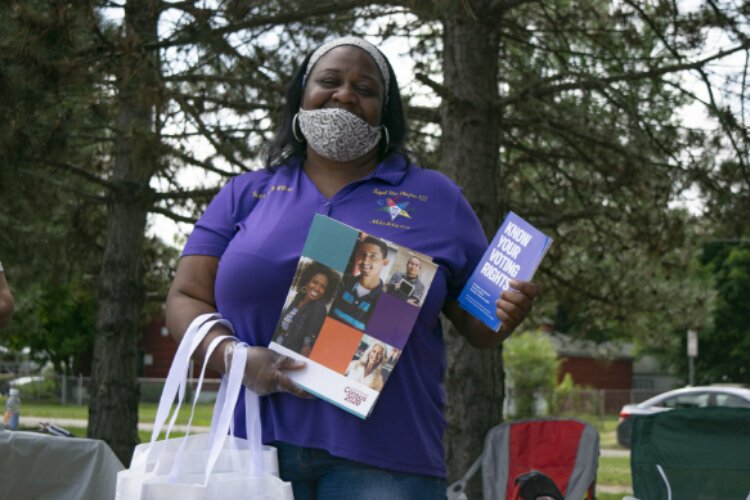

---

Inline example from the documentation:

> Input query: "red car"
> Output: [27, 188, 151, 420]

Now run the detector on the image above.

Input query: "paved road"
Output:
[601, 447, 630, 457]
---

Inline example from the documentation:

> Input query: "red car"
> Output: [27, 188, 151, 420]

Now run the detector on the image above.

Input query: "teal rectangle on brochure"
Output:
[458, 212, 552, 331]
[301, 214, 360, 273]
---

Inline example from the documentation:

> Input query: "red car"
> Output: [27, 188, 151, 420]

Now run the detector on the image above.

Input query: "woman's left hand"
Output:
[496, 280, 540, 335]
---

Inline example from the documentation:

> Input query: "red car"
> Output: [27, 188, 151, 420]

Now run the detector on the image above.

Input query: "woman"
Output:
[345, 342, 386, 391]
[273, 261, 338, 355]
[166, 36, 539, 499]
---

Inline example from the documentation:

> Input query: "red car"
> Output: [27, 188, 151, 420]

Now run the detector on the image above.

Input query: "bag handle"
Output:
[145, 314, 232, 463]
[167, 333, 237, 479]
[151, 312, 213, 444]
[209, 361, 229, 442]
[182, 334, 236, 439]
[245, 387, 263, 474]
[204, 342, 249, 485]
[153, 314, 231, 442]
[206, 346, 263, 475]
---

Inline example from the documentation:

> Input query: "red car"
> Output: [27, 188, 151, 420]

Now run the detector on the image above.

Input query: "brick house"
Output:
[139, 315, 220, 379]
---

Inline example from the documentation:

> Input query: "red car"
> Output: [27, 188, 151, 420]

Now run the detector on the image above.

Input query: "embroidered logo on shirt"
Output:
[252, 184, 294, 199]
[376, 196, 412, 221]
[370, 188, 429, 230]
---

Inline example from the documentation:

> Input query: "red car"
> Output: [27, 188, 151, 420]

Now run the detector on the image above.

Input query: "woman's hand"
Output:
[444, 279, 540, 349]
[225, 343, 313, 398]
[496, 279, 540, 336]
[168, 256, 312, 399]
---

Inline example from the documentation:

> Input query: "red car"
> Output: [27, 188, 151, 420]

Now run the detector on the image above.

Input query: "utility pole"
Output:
[687, 329, 698, 385]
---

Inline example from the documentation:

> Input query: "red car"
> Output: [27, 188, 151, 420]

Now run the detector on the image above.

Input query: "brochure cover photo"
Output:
[268, 214, 437, 419]
[458, 211, 552, 332]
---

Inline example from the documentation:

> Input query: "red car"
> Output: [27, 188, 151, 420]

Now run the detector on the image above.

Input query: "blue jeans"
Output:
[274, 442, 447, 500]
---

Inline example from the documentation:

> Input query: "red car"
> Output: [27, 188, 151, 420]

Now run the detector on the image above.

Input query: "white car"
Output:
[617, 385, 750, 448]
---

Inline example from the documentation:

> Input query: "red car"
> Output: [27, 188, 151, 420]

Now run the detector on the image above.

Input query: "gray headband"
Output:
[303, 36, 390, 100]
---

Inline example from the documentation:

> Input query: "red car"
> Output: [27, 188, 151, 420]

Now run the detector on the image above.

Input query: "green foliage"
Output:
[641, 239, 750, 384]
[0, 2, 182, 371]
[13, 376, 59, 401]
[551, 373, 604, 416]
[4, 280, 97, 373]
[0, 1, 108, 365]
[0, 22, 103, 369]
[1, 3, 90, 157]
[693, 242, 750, 383]
[553, 372, 577, 414]
[401, 0, 727, 347]
[503, 330, 560, 418]
[492, 0, 712, 342]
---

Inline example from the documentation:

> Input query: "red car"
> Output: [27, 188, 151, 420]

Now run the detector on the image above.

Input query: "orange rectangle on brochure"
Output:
[308, 317, 362, 374]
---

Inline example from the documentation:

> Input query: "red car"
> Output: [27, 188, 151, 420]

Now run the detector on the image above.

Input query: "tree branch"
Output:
[149, 205, 198, 224]
[153, 187, 220, 202]
[154, 1, 374, 50]
[414, 73, 462, 106]
[162, 142, 239, 177]
[405, 104, 440, 124]
[489, 0, 540, 15]
[172, 94, 255, 172]
[38, 159, 117, 192]
[696, 65, 749, 176]
[499, 40, 750, 107]
[18, 169, 107, 203]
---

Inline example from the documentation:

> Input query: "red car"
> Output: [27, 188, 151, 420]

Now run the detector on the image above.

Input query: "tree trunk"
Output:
[440, 7, 504, 497]
[88, 0, 161, 464]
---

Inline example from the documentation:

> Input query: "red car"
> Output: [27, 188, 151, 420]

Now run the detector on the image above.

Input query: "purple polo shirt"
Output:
[182, 154, 488, 477]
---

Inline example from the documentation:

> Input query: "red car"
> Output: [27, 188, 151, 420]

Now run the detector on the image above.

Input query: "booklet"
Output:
[458, 211, 552, 332]
[268, 214, 437, 419]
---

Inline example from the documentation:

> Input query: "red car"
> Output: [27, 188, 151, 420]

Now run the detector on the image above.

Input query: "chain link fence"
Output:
[504, 387, 664, 419]
[3, 375, 224, 405]
[6, 374, 667, 417]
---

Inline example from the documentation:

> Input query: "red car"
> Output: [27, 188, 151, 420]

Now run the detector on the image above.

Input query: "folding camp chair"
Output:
[630, 406, 750, 500]
[447, 417, 599, 500]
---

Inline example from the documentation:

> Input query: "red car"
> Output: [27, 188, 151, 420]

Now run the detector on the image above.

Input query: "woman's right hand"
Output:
[225, 342, 313, 398]
[168, 256, 313, 399]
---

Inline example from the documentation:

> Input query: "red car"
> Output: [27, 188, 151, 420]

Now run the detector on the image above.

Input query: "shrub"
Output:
[503, 330, 560, 418]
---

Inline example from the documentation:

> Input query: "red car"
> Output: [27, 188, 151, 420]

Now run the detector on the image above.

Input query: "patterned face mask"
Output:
[297, 108, 382, 162]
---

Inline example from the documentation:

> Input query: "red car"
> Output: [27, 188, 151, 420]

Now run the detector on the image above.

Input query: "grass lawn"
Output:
[138, 402, 214, 427]
[3, 398, 215, 427]
[597, 415, 622, 449]
[598, 455, 632, 487]
[580, 415, 633, 494]
[9, 400, 633, 493]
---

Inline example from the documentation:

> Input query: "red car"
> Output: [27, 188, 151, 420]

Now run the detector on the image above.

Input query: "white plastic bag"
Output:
[115, 313, 293, 500]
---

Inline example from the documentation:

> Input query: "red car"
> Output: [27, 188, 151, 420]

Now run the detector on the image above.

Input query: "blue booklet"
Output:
[458, 212, 552, 331]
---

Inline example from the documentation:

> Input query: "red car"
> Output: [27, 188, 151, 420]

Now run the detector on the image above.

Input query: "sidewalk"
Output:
[601, 447, 629, 457]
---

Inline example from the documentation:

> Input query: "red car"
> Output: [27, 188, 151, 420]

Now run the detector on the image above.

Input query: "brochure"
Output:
[268, 214, 437, 419]
[458, 211, 552, 332]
